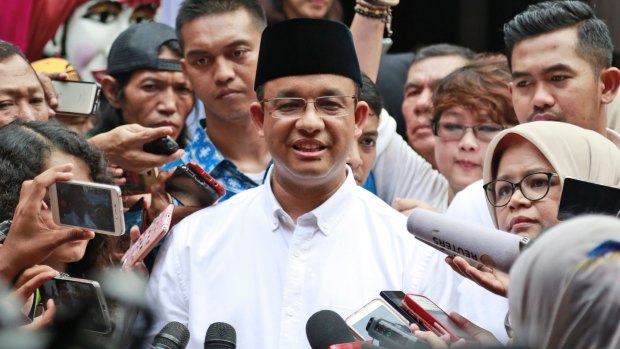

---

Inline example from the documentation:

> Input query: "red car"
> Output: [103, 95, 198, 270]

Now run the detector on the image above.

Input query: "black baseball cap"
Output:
[107, 22, 182, 76]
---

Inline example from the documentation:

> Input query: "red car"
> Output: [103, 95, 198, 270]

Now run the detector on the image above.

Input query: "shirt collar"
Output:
[263, 166, 357, 236]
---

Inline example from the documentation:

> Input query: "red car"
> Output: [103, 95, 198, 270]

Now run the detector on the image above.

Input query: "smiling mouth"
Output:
[293, 142, 326, 152]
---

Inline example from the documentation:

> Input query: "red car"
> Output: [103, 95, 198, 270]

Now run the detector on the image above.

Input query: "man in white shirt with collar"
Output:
[146, 18, 449, 349]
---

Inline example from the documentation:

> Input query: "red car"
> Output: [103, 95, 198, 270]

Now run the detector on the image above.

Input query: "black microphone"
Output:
[204, 322, 236, 348]
[366, 317, 430, 349]
[306, 309, 386, 349]
[152, 321, 190, 349]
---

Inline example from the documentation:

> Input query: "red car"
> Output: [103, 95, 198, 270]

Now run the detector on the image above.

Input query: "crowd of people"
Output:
[1, 0, 620, 349]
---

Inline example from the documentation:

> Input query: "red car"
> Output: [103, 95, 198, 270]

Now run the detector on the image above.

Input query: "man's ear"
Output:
[354, 100, 369, 138]
[508, 81, 514, 96]
[249, 102, 266, 137]
[100, 76, 122, 109]
[600, 67, 620, 104]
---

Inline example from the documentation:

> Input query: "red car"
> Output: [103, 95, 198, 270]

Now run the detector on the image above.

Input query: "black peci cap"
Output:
[254, 18, 362, 90]
[107, 22, 182, 76]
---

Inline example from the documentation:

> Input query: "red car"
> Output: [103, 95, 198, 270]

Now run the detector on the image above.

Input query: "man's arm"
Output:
[88, 124, 184, 173]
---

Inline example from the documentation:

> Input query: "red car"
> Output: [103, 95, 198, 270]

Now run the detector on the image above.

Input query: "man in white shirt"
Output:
[146, 18, 450, 349]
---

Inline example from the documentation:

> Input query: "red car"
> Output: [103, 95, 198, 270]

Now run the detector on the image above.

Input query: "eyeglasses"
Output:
[483, 172, 559, 207]
[432, 122, 505, 142]
[261, 95, 356, 119]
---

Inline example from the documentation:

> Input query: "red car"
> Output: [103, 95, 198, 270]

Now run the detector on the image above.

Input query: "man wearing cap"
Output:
[147, 19, 450, 349]
[94, 21, 193, 150]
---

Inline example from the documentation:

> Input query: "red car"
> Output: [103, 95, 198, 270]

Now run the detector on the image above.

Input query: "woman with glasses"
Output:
[431, 55, 518, 203]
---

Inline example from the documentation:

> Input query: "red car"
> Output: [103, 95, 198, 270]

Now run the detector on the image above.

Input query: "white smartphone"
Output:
[49, 180, 125, 236]
[345, 298, 412, 342]
[40, 275, 112, 334]
[51, 80, 100, 115]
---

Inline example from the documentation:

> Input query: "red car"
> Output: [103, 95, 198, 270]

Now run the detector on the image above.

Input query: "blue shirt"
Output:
[162, 125, 262, 202]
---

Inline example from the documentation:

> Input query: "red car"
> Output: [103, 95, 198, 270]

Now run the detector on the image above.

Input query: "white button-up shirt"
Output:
[146, 169, 452, 349]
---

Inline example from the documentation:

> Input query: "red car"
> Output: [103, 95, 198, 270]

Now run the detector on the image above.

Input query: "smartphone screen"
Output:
[40, 277, 111, 333]
[558, 177, 620, 220]
[55, 182, 116, 232]
[380, 290, 425, 329]
[346, 299, 412, 342]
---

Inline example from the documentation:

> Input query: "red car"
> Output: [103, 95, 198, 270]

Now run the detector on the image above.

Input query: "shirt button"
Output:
[286, 308, 295, 316]
[293, 250, 301, 257]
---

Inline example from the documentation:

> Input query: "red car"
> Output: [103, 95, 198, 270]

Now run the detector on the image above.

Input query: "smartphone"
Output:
[558, 177, 620, 220]
[143, 136, 179, 155]
[121, 167, 159, 194]
[165, 162, 226, 207]
[345, 298, 412, 342]
[51, 80, 100, 115]
[49, 180, 125, 236]
[40, 275, 112, 334]
[380, 290, 427, 330]
[402, 294, 472, 342]
[121, 204, 174, 270]
[123, 197, 147, 235]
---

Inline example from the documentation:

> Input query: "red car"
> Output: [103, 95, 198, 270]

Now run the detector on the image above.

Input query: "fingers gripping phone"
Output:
[121, 167, 159, 195]
[380, 290, 427, 330]
[165, 162, 226, 207]
[121, 204, 174, 270]
[49, 180, 125, 236]
[345, 299, 413, 342]
[40, 275, 112, 334]
[402, 294, 473, 342]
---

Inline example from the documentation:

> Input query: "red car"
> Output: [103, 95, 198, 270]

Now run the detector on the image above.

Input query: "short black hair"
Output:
[0, 120, 110, 222]
[360, 73, 383, 117]
[410, 43, 475, 68]
[503, 0, 613, 72]
[176, 0, 267, 50]
[0, 40, 26, 62]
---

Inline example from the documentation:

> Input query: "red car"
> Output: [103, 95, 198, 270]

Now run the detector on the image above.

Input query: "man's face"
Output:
[348, 110, 379, 186]
[283, 0, 334, 19]
[510, 27, 605, 133]
[181, 9, 262, 124]
[401, 55, 469, 165]
[0, 55, 49, 126]
[251, 74, 367, 187]
[114, 48, 194, 141]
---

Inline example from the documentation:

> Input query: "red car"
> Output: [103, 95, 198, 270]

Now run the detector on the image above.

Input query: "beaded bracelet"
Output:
[354, 2, 393, 37]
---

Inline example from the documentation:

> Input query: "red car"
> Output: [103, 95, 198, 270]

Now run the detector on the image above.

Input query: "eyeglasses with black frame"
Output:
[483, 172, 559, 207]
[261, 95, 357, 119]
[432, 121, 505, 142]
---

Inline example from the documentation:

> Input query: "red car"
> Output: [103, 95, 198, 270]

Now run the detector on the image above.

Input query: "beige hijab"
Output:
[482, 121, 620, 228]
[509, 215, 620, 349]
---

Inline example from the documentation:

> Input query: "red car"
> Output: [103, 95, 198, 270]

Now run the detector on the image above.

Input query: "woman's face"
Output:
[62, 0, 158, 82]
[43, 151, 93, 267]
[282, 0, 334, 19]
[494, 139, 561, 239]
[116, 48, 194, 141]
[434, 106, 499, 195]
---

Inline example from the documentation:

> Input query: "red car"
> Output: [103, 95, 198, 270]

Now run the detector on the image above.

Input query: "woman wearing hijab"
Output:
[509, 215, 620, 349]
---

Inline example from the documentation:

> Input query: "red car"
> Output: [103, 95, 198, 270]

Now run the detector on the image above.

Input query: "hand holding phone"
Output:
[49, 180, 125, 236]
[51, 80, 100, 115]
[345, 299, 412, 342]
[165, 162, 225, 207]
[39, 275, 112, 334]
[121, 167, 159, 194]
[121, 204, 174, 270]
[402, 294, 473, 342]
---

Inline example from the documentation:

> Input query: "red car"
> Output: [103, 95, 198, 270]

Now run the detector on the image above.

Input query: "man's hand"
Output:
[0, 164, 95, 281]
[11, 265, 59, 331]
[148, 169, 199, 226]
[446, 256, 509, 297]
[89, 124, 184, 173]
[448, 312, 502, 346]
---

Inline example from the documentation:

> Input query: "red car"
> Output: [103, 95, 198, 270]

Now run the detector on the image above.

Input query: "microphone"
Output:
[366, 317, 430, 349]
[204, 322, 236, 348]
[306, 309, 386, 349]
[407, 208, 530, 272]
[152, 321, 190, 349]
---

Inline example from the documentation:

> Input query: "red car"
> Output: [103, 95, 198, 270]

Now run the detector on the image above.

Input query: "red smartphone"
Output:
[165, 162, 226, 207]
[402, 294, 473, 342]
[121, 204, 174, 270]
